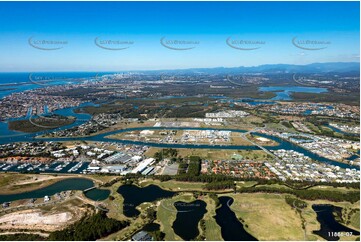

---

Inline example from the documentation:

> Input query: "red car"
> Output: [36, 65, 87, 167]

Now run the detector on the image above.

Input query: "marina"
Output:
[0, 161, 89, 174]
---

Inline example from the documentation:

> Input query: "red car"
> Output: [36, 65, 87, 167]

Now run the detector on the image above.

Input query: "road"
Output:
[240, 129, 280, 162]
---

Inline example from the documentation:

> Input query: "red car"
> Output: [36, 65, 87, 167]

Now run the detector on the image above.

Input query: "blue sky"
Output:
[0, 1, 359, 72]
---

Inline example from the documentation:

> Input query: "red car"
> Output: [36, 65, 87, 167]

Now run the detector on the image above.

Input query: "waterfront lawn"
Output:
[87, 174, 119, 184]
[139, 179, 257, 192]
[139, 179, 206, 191]
[306, 199, 360, 241]
[226, 193, 305, 240]
[103, 181, 126, 220]
[102, 181, 153, 241]
[0, 173, 73, 195]
[0, 173, 30, 187]
[350, 210, 360, 230]
[201, 195, 223, 241]
[156, 193, 195, 241]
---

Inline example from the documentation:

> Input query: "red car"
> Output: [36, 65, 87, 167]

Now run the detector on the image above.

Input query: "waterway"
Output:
[0, 123, 357, 170]
[252, 132, 358, 170]
[312, 204, 360, 240]
[0, 87, 357, 170]
[214, 196, 257, 241]
[0, 101, 96, 143]
[259, 86, 328, 100]
[0, 178, 96, 203]
[326, 124, 359, 137]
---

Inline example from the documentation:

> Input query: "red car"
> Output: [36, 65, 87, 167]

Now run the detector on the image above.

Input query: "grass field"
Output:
[0, 173, 33, 188]
[235, 181, 258, 188]
[139, 179, 207, 192]
[308, 185, 360, 193]
[3, 173, 358, 241]
[86, 174, 119, 184]
[245, 134, 280, 146]
[0, 173, 75, 195]
[201, 195, 223, 241]
[102, 181, 126, 221]
[139, 179, 257, 193]
[0, 173, 115, 195]
[225, 193, 306, 240]
[350, 210, 360, 230]
[242, 184, 360, 239]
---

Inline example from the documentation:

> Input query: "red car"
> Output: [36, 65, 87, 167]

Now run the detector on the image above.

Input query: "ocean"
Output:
[0, 72, 107, 99]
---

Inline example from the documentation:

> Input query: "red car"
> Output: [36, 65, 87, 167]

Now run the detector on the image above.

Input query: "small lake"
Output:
[312, 204, 360, 240]
[142, 222, 161, 232]
[117, 184, 176, 217]
[172, 200, 207, 240]
[215, 196, 257, 241]
[259, 86, 328, 100]
[84, 188, 110, 201]
[0, 178, 95, 203]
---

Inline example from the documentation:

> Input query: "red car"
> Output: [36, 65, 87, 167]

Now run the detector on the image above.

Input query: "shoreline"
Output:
[0, 173, 105, 195]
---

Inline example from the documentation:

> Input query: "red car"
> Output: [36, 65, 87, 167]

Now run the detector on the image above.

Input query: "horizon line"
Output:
[0, 61, 359, 73]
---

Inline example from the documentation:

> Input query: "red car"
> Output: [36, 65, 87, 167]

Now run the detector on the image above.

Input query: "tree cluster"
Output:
[48, 212, 129, 241]
[239, 186, 360, 203]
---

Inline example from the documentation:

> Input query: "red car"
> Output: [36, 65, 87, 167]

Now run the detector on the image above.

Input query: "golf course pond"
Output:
[172, 200, 207, 240]
[117, 184, 260, 240]
[215, 196, 257, 241]
[117, 184, 176, 217]
[312, 204, 360, 240]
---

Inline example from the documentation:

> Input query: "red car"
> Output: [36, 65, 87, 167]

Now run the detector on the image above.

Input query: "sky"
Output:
[0, 1, 359, 72]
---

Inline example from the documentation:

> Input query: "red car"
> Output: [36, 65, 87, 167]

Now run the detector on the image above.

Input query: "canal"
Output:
[0, 178, 106, 203]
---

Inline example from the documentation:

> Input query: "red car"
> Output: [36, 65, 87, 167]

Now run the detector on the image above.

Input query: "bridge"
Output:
[75, 194, 109, 212]
[241, 129, 281, 162]
[83, 186, 96, 192]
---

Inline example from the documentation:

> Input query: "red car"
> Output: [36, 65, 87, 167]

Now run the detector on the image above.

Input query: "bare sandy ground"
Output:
[14, 174, 72, 186]
[0, 209, 73, 231]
